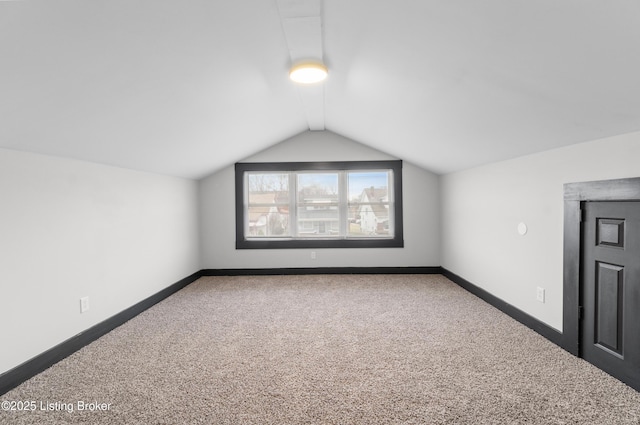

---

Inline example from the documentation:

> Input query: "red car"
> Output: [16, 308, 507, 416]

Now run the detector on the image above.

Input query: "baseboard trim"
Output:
[441, 268, 564, 347]
[201, 266, 443, 276]
[0, 271, 203, 397]
[1, 266, 565, 396]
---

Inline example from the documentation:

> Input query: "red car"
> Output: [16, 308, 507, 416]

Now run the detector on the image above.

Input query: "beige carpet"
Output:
[1, 274, 639, 424]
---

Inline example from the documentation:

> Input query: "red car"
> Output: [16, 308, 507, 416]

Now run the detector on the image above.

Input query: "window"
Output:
[235, 160, 403, 249]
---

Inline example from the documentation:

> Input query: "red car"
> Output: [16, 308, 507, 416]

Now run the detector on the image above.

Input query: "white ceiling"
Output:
[2, 1, 640, 179]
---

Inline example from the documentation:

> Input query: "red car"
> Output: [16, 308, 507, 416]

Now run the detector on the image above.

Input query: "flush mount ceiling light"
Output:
[289, 60, 328, 84]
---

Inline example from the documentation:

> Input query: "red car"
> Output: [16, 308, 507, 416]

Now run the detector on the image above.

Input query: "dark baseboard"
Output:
[1, 266, 565, 397]
[201, 266, 443, 276]
[441, 268, 564, 348]
[0, 271, 203, 397]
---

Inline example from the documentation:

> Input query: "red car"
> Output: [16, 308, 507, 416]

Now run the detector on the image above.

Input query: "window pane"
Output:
[348, 204, 391, 237]
[297, 173, 339, 237]
[348, 171, 392, 238]
[297, 205, 339, 237]
[248, 173, 289, 204]
[247, 206, 290, 237]
[247, 173, 290, 237]
[348, 171, 389, 201]
[297, 173, 339, 202]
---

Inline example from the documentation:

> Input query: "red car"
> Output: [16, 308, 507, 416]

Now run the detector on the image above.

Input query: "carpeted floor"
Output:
[1, 274, 639, 424]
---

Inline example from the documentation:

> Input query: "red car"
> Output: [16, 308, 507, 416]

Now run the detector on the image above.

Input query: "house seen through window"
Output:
[235, 160, 403, 249]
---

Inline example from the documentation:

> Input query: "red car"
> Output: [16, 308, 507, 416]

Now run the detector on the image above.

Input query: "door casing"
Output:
[563, 177, 640, 361]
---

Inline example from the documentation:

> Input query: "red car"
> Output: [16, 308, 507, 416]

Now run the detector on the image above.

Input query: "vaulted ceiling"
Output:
[2, 1, 640, 179]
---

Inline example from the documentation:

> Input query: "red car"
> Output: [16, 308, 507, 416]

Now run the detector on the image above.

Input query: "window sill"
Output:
[236, 237, 404, 249]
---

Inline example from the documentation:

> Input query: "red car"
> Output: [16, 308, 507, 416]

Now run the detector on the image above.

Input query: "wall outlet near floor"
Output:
[310, 251, 316, 260]
[536, 287, 545, 303]
[80, 296, 90, 313]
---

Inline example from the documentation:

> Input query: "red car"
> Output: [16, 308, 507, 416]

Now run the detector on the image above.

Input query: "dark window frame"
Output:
[235, 160, 404, 249]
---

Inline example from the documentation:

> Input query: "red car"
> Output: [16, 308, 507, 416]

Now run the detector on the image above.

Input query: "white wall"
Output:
[199, 131, 440, 269]
[0, 149, 200, 375]
[441, 131, 640, 331]
[14, 125, 636, 374]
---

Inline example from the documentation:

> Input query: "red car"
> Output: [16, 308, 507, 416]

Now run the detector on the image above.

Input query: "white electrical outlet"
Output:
[80, 296, 90, 313]
[310, 251, 316, 260]
[536, 287, 545, 303]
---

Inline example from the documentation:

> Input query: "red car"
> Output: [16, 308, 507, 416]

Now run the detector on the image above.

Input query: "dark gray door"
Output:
[582, 201, 640, 388]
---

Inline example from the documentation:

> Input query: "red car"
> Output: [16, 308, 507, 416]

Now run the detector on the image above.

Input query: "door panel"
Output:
[594, 262, 623, 355]
[597, 218, 624, 248]
[582, 202, 640, 387]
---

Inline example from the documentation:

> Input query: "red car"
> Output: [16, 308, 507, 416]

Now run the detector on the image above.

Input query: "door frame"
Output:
[563, 177, 640, 356]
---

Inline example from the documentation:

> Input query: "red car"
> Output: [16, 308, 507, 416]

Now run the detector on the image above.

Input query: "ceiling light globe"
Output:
[289, 61, 328, 84]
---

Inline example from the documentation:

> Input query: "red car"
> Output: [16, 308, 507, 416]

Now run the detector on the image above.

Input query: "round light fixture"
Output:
[289, 60, 328, 84]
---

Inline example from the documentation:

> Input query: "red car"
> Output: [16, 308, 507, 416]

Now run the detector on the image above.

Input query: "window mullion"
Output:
[339, 171, 348, 238]
[289, 172, 297, 237]
[388, 170, 394, 238]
